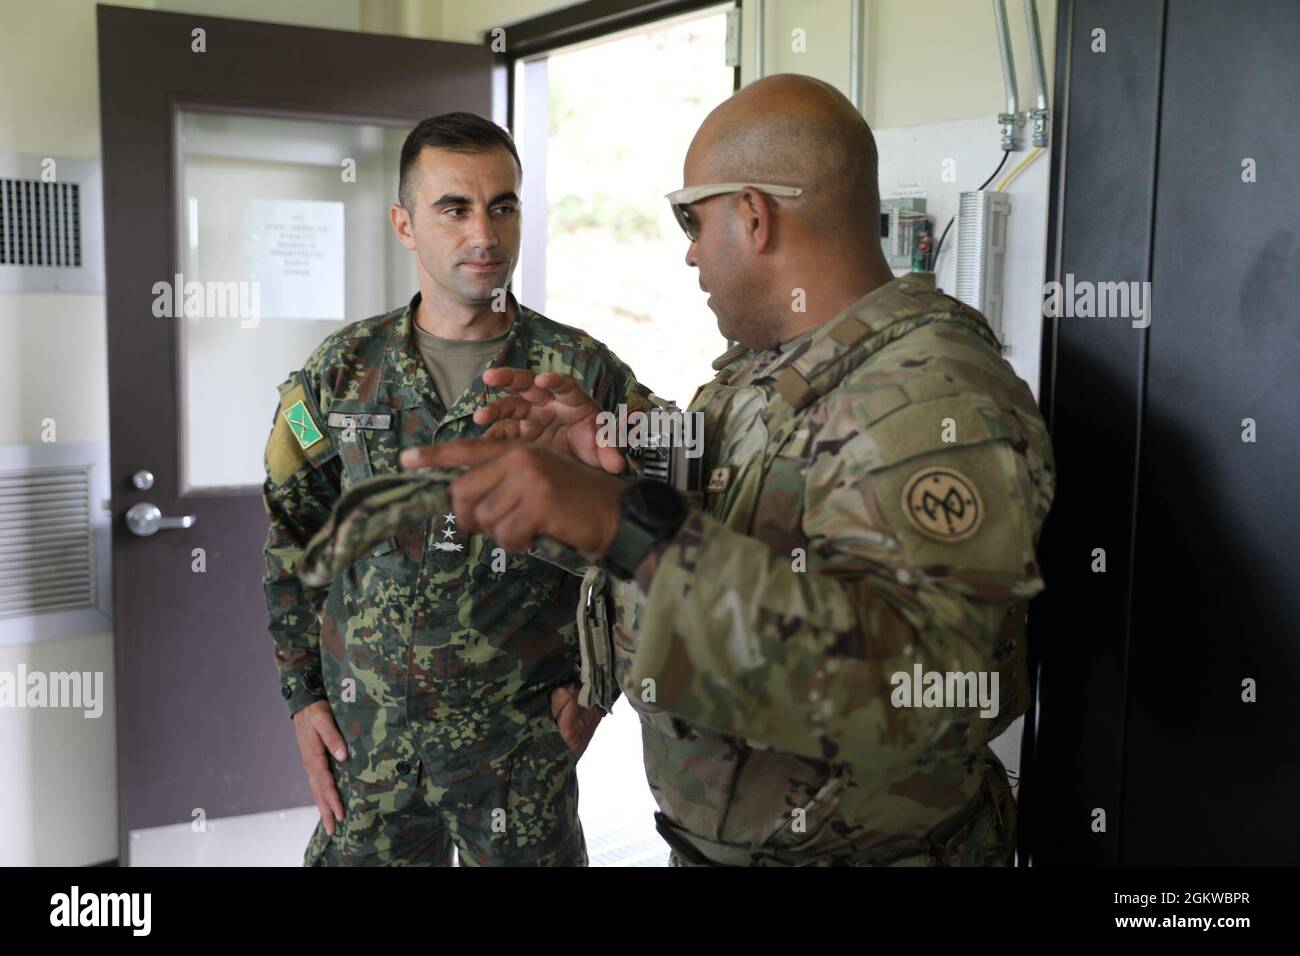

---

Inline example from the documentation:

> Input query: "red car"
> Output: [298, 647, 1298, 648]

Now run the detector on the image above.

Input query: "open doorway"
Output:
[511, 3, 737, 866]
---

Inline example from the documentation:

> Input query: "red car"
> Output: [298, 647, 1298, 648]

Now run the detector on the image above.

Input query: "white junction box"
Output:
[954, 189, 1011, 341]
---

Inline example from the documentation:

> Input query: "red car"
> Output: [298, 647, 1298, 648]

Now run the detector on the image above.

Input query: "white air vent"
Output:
[0, 465, 95, 619]
[0, 153, 103, 293]
[0, 178, 81, 267]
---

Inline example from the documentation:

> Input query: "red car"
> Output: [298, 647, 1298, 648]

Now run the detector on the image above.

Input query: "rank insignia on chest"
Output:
[706, 466, 732, 493]
[283, 400, 324, 451]
[326, 412, 393, 430]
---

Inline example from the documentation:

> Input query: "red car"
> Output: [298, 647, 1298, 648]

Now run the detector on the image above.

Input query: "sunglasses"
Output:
[665, 182, 804, 241]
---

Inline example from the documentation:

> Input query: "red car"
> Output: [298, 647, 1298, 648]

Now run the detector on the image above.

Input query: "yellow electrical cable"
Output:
[996, 146, 1043, 192]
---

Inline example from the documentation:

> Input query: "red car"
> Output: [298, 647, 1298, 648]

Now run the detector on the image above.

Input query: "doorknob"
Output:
[125, 502, 197, 537]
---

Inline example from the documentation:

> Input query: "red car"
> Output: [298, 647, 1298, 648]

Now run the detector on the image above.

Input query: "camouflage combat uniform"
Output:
[614, 272, 1056, 866]
[261, 291, 644, 866]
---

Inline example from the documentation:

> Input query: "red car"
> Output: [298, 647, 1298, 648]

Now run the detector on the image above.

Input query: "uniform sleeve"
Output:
[261, 365, 343, 718]
[530, 340, 656, 575]
[589, 340, 658, 479]
[621, 390, 1053, 768]
[588, 340, 656, 417]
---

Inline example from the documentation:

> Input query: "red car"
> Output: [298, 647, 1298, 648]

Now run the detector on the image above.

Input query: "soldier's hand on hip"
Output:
[473, 368, 626, 475]
[550, 682, 603, 760]
[291, 699, 347, 837]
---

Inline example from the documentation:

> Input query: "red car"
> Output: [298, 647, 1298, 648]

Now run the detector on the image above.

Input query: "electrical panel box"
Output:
[880, 197, 932, 271]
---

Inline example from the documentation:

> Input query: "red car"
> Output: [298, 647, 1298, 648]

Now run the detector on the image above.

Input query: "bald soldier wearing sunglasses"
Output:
[398, 73, 1056, 866]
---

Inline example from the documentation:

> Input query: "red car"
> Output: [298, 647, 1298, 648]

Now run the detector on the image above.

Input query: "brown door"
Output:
[97, 4, 494, 864]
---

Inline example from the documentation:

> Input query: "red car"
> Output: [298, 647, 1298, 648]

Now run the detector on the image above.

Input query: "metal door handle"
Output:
[125, 502, 197, 537]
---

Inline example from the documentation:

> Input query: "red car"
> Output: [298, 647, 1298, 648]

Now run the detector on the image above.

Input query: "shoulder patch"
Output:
[284, 399, 324, 450]
[901, 466, 984, 542]
[267, 381, 330, 485]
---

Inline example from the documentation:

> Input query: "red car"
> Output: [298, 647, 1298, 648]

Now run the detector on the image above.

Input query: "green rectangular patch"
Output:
[283, 399, 324, 450]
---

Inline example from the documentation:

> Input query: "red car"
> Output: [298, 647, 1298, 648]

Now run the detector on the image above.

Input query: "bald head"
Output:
[685, 74, 880, 234]
[680, 75, 893, 350]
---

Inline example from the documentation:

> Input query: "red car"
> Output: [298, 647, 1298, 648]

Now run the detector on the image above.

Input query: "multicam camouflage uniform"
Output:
[614, 272, 1055, 866]
[261, 291, 645, 866]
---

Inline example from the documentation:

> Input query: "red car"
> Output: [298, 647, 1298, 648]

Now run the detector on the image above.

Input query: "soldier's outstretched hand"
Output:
[474, 368, 626, 475]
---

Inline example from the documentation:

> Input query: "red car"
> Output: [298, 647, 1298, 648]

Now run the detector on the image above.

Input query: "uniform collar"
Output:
[708, 274, 931, 383]
[380, 289, 534, 427]
[759, 272, 996, 379]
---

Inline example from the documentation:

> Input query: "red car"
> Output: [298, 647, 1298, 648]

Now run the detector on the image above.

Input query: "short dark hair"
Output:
[398, 112, 523, 213]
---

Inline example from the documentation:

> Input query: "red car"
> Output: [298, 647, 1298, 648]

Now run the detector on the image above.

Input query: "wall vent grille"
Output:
[0, 178, 82, 267]
[0, 466, 95, 620]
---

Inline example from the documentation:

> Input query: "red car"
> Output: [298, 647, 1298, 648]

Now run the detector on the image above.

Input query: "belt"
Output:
[655, 764, 1002, 868]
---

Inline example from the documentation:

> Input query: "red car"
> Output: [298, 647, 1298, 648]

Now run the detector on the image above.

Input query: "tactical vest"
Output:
[610, 275, 1034, 866]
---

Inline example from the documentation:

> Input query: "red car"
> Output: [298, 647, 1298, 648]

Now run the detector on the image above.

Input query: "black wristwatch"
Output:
[600, 479, 690, 580]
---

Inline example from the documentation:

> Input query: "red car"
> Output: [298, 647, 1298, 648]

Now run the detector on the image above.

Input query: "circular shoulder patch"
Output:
[900, 466, 984, 542]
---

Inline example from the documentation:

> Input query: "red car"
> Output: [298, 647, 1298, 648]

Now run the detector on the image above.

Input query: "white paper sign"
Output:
[245, 198, 344, 320]
[891, 181, 927, 199]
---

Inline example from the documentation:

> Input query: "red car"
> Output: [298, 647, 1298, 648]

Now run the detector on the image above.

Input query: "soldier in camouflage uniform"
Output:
[393, 75, 1056, 866]
[261, 113, 646, 866]
[612, 266, 1053, 866]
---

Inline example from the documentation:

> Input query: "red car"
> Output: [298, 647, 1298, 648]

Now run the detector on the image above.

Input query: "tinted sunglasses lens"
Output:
[671, 203, 698, 240]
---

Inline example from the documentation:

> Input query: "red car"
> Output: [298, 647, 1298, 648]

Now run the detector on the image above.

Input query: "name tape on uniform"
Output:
[326, 412, 392, 430]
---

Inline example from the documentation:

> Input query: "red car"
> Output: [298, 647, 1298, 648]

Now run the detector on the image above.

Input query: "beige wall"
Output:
[155, 0, 361, 29]
[867, 0, 1057, 129]
[440, 0, 572, 42]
